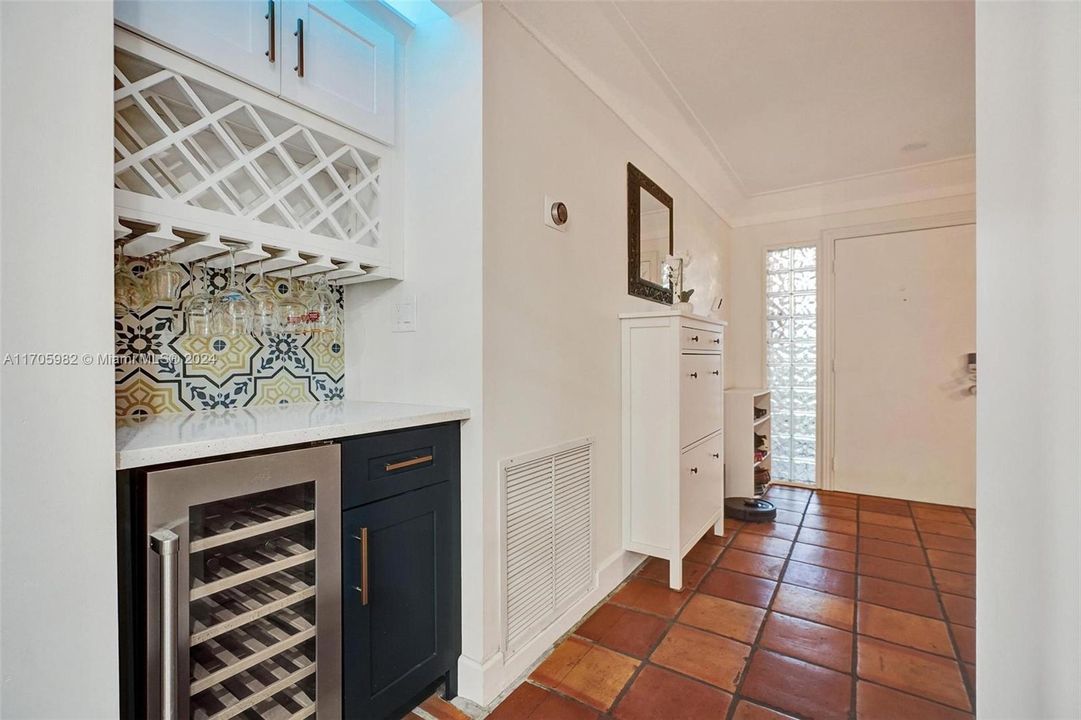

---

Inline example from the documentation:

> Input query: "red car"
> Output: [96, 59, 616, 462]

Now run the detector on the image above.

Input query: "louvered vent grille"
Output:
[502, 439, 593, 656]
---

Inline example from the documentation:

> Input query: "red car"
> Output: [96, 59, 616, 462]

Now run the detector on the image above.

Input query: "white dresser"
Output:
[620, 310, 726, 589]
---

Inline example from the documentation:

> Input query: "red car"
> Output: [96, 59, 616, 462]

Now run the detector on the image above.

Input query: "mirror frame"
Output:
[627, 162, 674, 305]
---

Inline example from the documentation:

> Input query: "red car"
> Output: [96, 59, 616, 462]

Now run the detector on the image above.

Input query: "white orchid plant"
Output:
[664, 251, 694, 304]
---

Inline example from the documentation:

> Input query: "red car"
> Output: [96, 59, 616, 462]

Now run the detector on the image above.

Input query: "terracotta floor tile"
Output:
[860, 510, 916, 530]
[859, 523, 921, 546]
[858, 603, 955, 657]
[932, 568, 975, 598]
[487, 682, 550, 720]
[941, 594, 975, 627]
[859, 537, 927, 565]
[772, 509, 805, 526]
[699, 528, 730, 546]
[678, 593, 766, 644]
[859, 555, 934, 588]
[963, 662, 976, 689]
[806, 504, 858, 520]
[802, 514, 858, 535]
[534, 692, 601, 720]
[420, 696, 472, 720]
[759, 612, 853, 672]
[856, 681, 973, 720]
[767, 485, 813, 498]
[797, 528, 858, 553]
[911, 506, 972, 526]
[685, 538, 724, 565]
[531, 637, 592, 688]
[716, 548, 785, 579]
[574, 603, 668, 658]
[741, 521, 799, 540]
[610, 578, 690, 617]
[927, 549, 976, 574]
[921, 533, 976, 556]
[731, 700, 799, 719]
[741, 649, 852, 720]
[731, 532, 793, 558]
[783, 560, 856, 598]
[772, 583, 855, 630]
[858, 498, 912, 516]
[790, 542, 857, 572]
[951, 623, 975, 664]
[699, 569, 777, 608]
[857, 637, 971, 711]
[859, 577, 943, 619]
[917, 520, 975, 540]
[548, 643, 639, 711]
[649, 624, 750, 691]
[612, 665, 731, 720]
[638, 558, 709, 589]
[767, 497, 809, 513]
[811, 492, 859, 509]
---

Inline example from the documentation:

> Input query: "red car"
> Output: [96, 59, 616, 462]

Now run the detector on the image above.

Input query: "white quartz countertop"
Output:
[116, 400, 471, 470]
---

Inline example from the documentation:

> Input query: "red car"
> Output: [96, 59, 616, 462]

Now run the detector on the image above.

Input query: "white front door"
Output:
[832, 224, 976, 506]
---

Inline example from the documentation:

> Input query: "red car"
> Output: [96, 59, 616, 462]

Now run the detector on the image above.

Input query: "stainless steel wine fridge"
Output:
[142, 444, 341, 719]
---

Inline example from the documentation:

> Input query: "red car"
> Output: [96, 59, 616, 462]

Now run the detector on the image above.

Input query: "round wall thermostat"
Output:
[550, 201, 568, 226]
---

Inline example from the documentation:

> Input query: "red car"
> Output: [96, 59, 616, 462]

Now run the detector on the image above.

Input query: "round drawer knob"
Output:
[690, 467, 699, 474]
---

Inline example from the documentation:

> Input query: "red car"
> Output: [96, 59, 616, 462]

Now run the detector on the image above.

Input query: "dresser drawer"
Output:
[679, 433, 725, 549]
[680, 353, 723, 448]
[681, 325, 723, 352]
[340, 423, 460, 509]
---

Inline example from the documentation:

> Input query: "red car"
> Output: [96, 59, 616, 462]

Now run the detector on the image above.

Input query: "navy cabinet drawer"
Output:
[341, 423, 459, 509]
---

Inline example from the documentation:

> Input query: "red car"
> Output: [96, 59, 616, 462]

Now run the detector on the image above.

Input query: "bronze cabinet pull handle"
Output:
[294, 18, 304, 77]
[384, 454, 433, 472]
[712, 370, 720, 375]
[713, 338, 720, 344]
[265, 1, 275, 63]
[689, 372, 698, 378]
[354, 528, 369, 606]
[690, 467, 699, 474]
[690, 335, 699, 341]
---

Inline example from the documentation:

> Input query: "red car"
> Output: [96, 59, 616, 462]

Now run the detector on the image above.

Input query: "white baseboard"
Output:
[456, 548, 644, 706]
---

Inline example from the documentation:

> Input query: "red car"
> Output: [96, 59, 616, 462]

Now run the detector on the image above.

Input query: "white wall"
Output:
[976, 2, 1080, 717]
[0, 2, 118, 716]
[343, 0, 486, 688]
[476, 3, 730, 701]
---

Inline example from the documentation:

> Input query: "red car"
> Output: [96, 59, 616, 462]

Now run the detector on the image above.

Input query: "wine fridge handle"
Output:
[150, 529, 179, 720]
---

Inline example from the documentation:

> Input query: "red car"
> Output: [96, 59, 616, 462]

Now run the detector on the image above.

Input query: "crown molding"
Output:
[497, 2, 976, 228]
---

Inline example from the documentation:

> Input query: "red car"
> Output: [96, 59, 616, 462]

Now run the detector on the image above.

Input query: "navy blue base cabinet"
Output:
[341, 423, 461, 720]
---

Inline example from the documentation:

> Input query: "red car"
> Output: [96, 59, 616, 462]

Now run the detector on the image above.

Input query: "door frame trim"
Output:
[820, 211, 975, 491]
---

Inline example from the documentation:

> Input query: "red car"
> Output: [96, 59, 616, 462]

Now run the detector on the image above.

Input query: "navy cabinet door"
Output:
[342, 483, 457, 719]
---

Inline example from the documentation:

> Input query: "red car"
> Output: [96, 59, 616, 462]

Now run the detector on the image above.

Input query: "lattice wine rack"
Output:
[113, 32, 398, 282]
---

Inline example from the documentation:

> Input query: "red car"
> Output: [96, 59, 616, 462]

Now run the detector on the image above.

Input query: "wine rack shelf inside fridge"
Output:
[144, 445, 341, 719]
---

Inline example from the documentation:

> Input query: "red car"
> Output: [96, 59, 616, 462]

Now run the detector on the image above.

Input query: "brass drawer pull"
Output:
[384, 454, 433, 472]
[354, 528, 369, 606]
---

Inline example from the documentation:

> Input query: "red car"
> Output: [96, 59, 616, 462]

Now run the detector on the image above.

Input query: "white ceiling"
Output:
[613, 0, 975, 196]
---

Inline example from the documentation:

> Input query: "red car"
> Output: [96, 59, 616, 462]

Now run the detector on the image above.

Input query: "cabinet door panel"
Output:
[342, 485, 454, 718]
[115, 0, 281, 94]
[680, 353, 723, 448]
[281, 1, 396, 143]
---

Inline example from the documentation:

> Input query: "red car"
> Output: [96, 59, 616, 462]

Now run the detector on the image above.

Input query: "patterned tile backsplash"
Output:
[115, 260, 345, 417]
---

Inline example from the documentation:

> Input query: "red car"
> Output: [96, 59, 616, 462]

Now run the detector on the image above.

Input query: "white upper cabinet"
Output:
[114, 1, 282, 94]
[115, 0, 398, 145]
[281, 1, 397, 144]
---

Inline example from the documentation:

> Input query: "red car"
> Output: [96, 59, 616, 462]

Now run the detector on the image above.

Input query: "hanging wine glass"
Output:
[210, 246, 256, 337]
[249, 260, 279, 338]
[185, 262, 215, 338]
[307, 275, 339, 335]
[275, 268, 309, 335]
[114, 244, 145, 318]
[143, 252, 184, 307]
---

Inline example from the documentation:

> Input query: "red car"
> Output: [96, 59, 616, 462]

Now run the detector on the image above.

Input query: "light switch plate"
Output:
[393, 297, 416, 332]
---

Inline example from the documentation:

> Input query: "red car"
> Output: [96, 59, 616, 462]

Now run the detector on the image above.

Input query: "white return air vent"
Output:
[500, 437, 594, 656]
